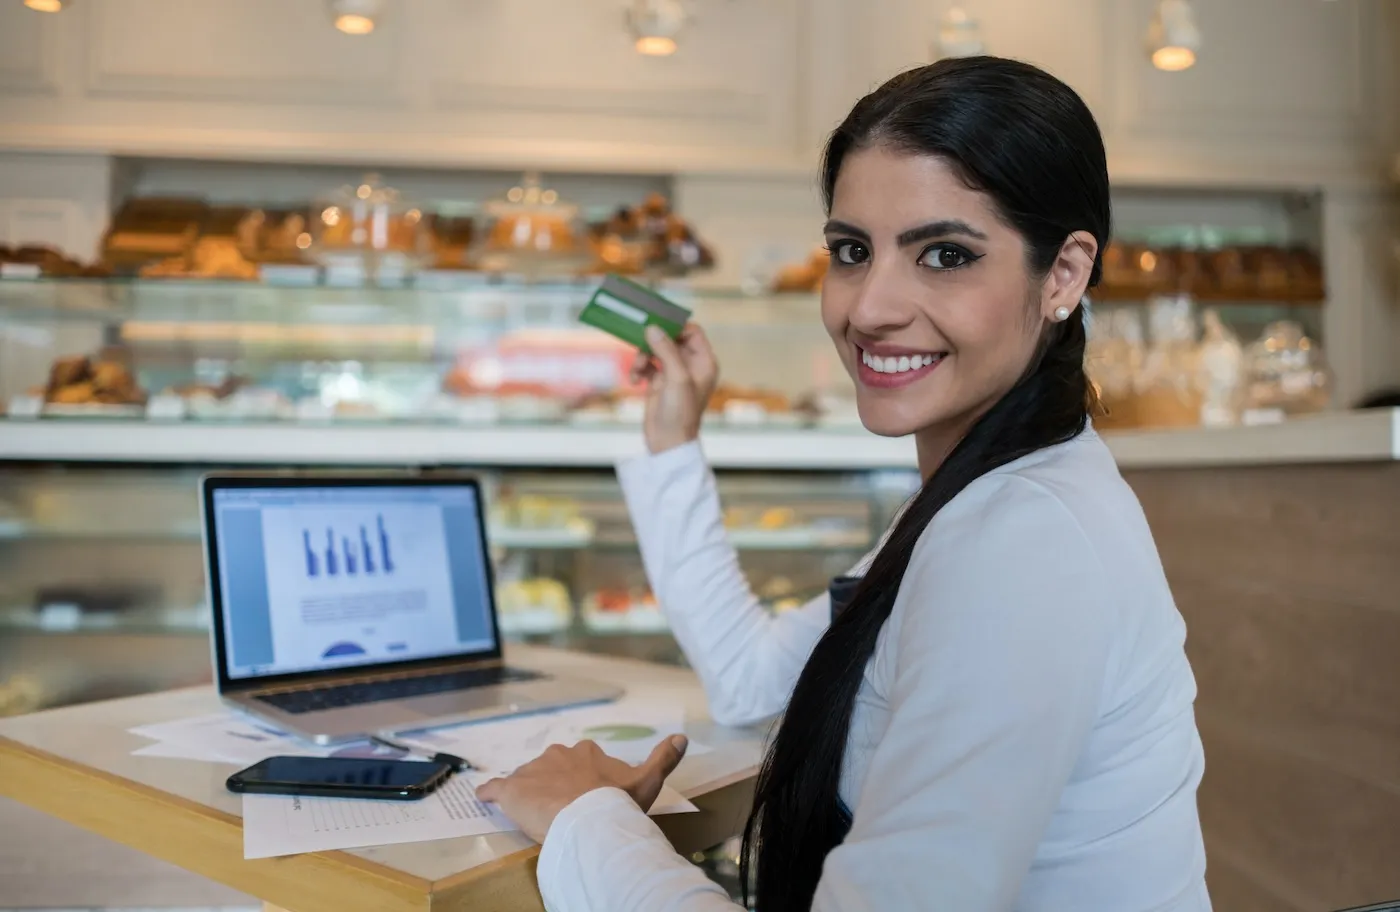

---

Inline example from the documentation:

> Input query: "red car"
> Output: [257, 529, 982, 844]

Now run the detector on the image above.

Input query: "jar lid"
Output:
[484, 172, 579, 221]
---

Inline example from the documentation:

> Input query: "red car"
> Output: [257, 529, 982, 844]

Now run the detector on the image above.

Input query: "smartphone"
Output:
[226, 755, 452, 801]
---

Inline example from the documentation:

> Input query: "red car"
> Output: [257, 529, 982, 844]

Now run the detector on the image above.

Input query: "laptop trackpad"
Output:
[401, 687, 533, 718]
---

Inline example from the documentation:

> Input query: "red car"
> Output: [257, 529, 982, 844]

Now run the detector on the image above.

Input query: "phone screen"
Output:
[234, 756, 444, 790]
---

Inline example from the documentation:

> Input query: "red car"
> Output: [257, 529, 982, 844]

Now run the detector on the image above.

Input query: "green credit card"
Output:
[579, 275, 691, 353]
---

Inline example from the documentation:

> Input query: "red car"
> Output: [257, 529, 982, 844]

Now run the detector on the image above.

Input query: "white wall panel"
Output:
[83, 0, 405, 105]
[0, 7, 60, 96]
[1106, 0, 1371, 144]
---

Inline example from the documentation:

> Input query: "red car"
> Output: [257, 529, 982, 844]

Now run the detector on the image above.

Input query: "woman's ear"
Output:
[1040, 231, 1099, 322]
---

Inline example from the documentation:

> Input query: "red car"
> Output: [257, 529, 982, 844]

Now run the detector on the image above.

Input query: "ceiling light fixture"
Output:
[627, 0, 687, 57]
[23, 0, 68, 11]
[1145, 0, 1201, 72]
[935, 6, 985, 59]
[328, 0, 384, 36]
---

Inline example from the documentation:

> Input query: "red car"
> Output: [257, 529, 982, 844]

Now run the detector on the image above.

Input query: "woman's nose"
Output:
[848, 265, 916, 334]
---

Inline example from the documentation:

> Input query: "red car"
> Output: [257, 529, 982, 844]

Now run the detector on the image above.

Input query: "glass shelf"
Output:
[0, 276, 819, 325]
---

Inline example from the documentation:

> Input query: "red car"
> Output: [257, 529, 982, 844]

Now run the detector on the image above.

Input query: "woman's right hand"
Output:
[632, 323, 719, 455]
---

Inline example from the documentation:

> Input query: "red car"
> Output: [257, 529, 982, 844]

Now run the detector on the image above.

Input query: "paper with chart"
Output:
[130, 712, 323, 764]
[241, 772, 514, 859]
[399, 696, 711, 776]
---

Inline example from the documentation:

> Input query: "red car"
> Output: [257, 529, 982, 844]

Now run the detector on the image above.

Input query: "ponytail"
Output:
[739, 57, 1111, 911]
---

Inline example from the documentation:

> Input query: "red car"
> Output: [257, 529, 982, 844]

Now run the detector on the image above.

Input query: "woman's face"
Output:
[820, 146, 1052, 445]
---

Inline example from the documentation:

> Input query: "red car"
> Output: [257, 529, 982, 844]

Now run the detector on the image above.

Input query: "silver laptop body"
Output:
[200, 473, 620, 745]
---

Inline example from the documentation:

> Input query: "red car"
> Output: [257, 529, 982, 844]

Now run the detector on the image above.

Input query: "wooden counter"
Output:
[1121, 438, 1400, 912]
[0, 645, 764, 912]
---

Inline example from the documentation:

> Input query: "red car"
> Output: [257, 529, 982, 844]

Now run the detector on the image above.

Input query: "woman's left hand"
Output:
[476, 735, 689, 843]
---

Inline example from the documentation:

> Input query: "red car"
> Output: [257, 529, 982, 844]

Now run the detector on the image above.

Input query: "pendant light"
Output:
[22, 0, 69, 11]
[328, 0, 384, 36]
[935, 6, 985, 59]
[627, 0, 687, 56]
[1145, 0, 1201, 72]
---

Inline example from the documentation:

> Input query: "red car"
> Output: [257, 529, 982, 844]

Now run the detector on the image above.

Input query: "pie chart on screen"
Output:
[322, 642, 367, 659]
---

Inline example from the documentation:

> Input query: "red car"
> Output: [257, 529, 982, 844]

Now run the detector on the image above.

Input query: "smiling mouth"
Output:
[856, 347, 947, 388]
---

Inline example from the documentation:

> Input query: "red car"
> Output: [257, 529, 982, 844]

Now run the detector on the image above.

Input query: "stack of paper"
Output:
[128, 697, 702, 858]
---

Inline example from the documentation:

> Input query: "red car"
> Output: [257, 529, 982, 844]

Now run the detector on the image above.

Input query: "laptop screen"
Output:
[209, 482, 496, 681]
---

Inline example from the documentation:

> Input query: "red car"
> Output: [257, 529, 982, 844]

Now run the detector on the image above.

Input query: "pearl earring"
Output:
[1053, 305, 1071, 322]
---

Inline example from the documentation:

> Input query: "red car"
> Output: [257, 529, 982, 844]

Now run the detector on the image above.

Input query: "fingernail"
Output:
[645, 325, 663, 343]
[670, 734, 688, 751]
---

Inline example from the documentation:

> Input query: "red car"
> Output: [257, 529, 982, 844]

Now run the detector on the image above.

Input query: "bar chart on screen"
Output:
[301, 514, 395, 579]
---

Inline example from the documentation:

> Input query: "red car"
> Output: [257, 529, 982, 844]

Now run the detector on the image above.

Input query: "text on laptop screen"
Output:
[211, 485, 495, 680]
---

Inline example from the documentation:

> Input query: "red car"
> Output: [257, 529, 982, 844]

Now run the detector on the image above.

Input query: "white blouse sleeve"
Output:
[537, 476, 1115, 912]
[616, 441, 833, 727]
[538, 788, 742, 912]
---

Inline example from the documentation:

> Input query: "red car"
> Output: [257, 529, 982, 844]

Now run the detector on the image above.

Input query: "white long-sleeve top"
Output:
[536, 430, 1211, 911]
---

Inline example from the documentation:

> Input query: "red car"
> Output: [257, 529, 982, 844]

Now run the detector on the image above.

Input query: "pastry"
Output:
[43, 354, 147, 406]
[588, 232, 646, 275]
[707, 384, 790, 414]
[91, 361, 134, 393]
[756, 507, 797, 530]
[50, 382, 96, 405]
[243, 209, 313, 265]
[486, 212, 579, 255]
[103, 198, 205, 272]
[582, 197, 714, 276]
[1209, 247, 1251, 299]
[1284, 247, 1324, 301]
[171, 376, 248, 400]
[772, 247, 830, 293]
[430, 215, 476, 269]
[47, 355, 91, 390]
[189, 236, 258, 279]
[497, 578, 572, 618]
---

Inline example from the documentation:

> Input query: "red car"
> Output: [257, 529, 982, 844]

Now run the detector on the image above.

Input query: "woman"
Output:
[478, 57, 1211, 911]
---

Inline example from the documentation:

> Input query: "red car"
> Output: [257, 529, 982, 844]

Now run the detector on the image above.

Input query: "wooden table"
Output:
[0, 646, 764, 912]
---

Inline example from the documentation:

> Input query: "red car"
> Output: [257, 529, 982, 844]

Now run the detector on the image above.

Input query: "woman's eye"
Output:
[918, 245, 972, 270]
[830, 241, 870, 266]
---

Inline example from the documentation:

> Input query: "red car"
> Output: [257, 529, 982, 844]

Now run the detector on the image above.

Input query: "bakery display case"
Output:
[0, 275, 921, 716]
[0, 277, 851, 429]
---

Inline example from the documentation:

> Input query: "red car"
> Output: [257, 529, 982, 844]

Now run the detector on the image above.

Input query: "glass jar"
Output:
[1243, 320, 1331, 416]
[1136, 294, 1202, 428]
[1196, 308, 1244, 426]
[472, 173, 590, 279]
[308, 173, 429, 285]
[1086, 306, 1146, 429]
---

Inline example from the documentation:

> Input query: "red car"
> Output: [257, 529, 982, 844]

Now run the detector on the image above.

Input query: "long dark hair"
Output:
[740, 57, 1111, 910]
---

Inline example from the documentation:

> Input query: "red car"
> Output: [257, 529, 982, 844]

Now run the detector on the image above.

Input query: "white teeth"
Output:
[861, 349, 940, 374]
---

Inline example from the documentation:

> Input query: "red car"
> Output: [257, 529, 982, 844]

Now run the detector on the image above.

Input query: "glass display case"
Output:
[0, 278, 856, 429]
[0, 277, 922, 717]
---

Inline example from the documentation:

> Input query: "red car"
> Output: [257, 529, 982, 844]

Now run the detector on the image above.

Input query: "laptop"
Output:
[200, 474, 621, 744]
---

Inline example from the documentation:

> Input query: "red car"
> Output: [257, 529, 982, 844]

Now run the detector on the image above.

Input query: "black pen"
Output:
[370, 734, 475, 773]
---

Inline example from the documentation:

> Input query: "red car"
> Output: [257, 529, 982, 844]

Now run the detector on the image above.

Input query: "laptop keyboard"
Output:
[255, 666, 547, 715]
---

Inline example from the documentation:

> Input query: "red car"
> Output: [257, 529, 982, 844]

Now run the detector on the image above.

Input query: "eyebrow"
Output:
[822, 218, 988, 246]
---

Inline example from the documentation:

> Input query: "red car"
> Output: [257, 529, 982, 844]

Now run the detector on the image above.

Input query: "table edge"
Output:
[0, 734, 445, 912]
